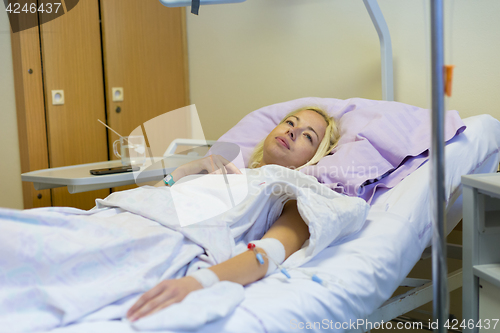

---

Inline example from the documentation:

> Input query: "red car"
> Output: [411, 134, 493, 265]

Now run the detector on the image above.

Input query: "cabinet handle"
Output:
[116, 106, 121, 113]
[37, 193, 42, 199]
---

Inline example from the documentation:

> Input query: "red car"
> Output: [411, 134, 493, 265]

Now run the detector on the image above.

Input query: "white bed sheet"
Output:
[47, 115, 500, 333]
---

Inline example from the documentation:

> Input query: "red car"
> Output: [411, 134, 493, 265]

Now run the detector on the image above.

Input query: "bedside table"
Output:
[462, 173, 500, 333]
[21, 155, 198, 194]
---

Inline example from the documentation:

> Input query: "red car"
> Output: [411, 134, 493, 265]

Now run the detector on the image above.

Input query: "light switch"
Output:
[52, 90, 64, 105]
[112, 87, 124, 102]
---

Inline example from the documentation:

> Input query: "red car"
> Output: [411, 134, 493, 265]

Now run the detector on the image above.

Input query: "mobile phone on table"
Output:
[90, 165, 139, 175]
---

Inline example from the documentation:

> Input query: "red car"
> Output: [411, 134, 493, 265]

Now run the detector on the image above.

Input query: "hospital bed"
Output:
[13, 95, 500, 333]
[28, 112, 496, 333]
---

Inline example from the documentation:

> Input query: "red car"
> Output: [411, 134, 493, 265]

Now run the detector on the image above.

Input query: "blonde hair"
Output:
[248, 106, 340, 170]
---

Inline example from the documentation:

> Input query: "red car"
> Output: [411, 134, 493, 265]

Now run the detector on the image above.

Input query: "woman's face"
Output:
[261, 109, 327, 169]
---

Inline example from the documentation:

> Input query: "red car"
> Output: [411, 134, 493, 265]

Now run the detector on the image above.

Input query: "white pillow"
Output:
[370, 115, 500, 248]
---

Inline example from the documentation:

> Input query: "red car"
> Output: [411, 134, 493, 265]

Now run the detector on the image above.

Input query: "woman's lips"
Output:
[276, 137, 289, 149]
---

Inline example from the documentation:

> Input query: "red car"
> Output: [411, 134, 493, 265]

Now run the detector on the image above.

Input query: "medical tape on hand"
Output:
[250, 238, 286, 277]
[188, 268, 220, 289]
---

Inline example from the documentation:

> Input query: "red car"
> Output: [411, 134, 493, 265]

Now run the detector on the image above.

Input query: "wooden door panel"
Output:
[100, 0, 190, 163]
[51, 187, 108, 210]
[11, 19, 52, 208]
[40, 0, 110, 208]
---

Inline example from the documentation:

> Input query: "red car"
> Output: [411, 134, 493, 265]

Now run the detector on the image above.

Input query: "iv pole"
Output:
[430, 0, 449, 331]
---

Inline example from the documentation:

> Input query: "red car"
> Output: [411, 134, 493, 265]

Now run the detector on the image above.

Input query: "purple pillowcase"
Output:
[216, 97, 466, 201]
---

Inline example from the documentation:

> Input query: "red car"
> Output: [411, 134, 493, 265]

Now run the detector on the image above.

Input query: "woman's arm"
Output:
[209, 199, 309, 284]
[153, 154, 242, 187]
[127, 200, 309, 321]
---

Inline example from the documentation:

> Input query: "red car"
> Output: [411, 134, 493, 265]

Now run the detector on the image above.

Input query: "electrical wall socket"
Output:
[52, 90, 64, 105]
[112, 87, 124, 102]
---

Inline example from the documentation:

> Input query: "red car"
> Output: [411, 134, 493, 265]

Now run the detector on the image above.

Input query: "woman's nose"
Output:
[287, 129, 295, 141]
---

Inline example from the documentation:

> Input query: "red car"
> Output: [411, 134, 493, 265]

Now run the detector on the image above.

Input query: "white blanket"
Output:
[0, 165, 368, 332]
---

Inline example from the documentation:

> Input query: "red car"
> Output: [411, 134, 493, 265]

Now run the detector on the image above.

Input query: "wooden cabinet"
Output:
[11, 0, 189, 209]
[39, 0, 109, 208]
[100, 0, 189, 143]
[11, 20, 51, 209]
[100, 0, 190, 193]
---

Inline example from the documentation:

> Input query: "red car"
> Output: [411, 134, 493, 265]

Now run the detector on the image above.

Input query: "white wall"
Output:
[186, 0, 500, 140]
[0, 11, 23, 209]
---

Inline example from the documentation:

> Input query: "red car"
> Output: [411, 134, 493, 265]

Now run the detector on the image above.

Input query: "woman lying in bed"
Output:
[127, 106, 340, 321]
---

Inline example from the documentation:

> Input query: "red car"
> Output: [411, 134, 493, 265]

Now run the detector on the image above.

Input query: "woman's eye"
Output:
[305, 133, 313, 142]
[286, 120, 294, 126]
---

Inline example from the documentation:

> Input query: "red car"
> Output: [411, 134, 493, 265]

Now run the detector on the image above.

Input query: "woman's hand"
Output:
[171, 154, 242, 182]
[127, 276, 203, 322]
